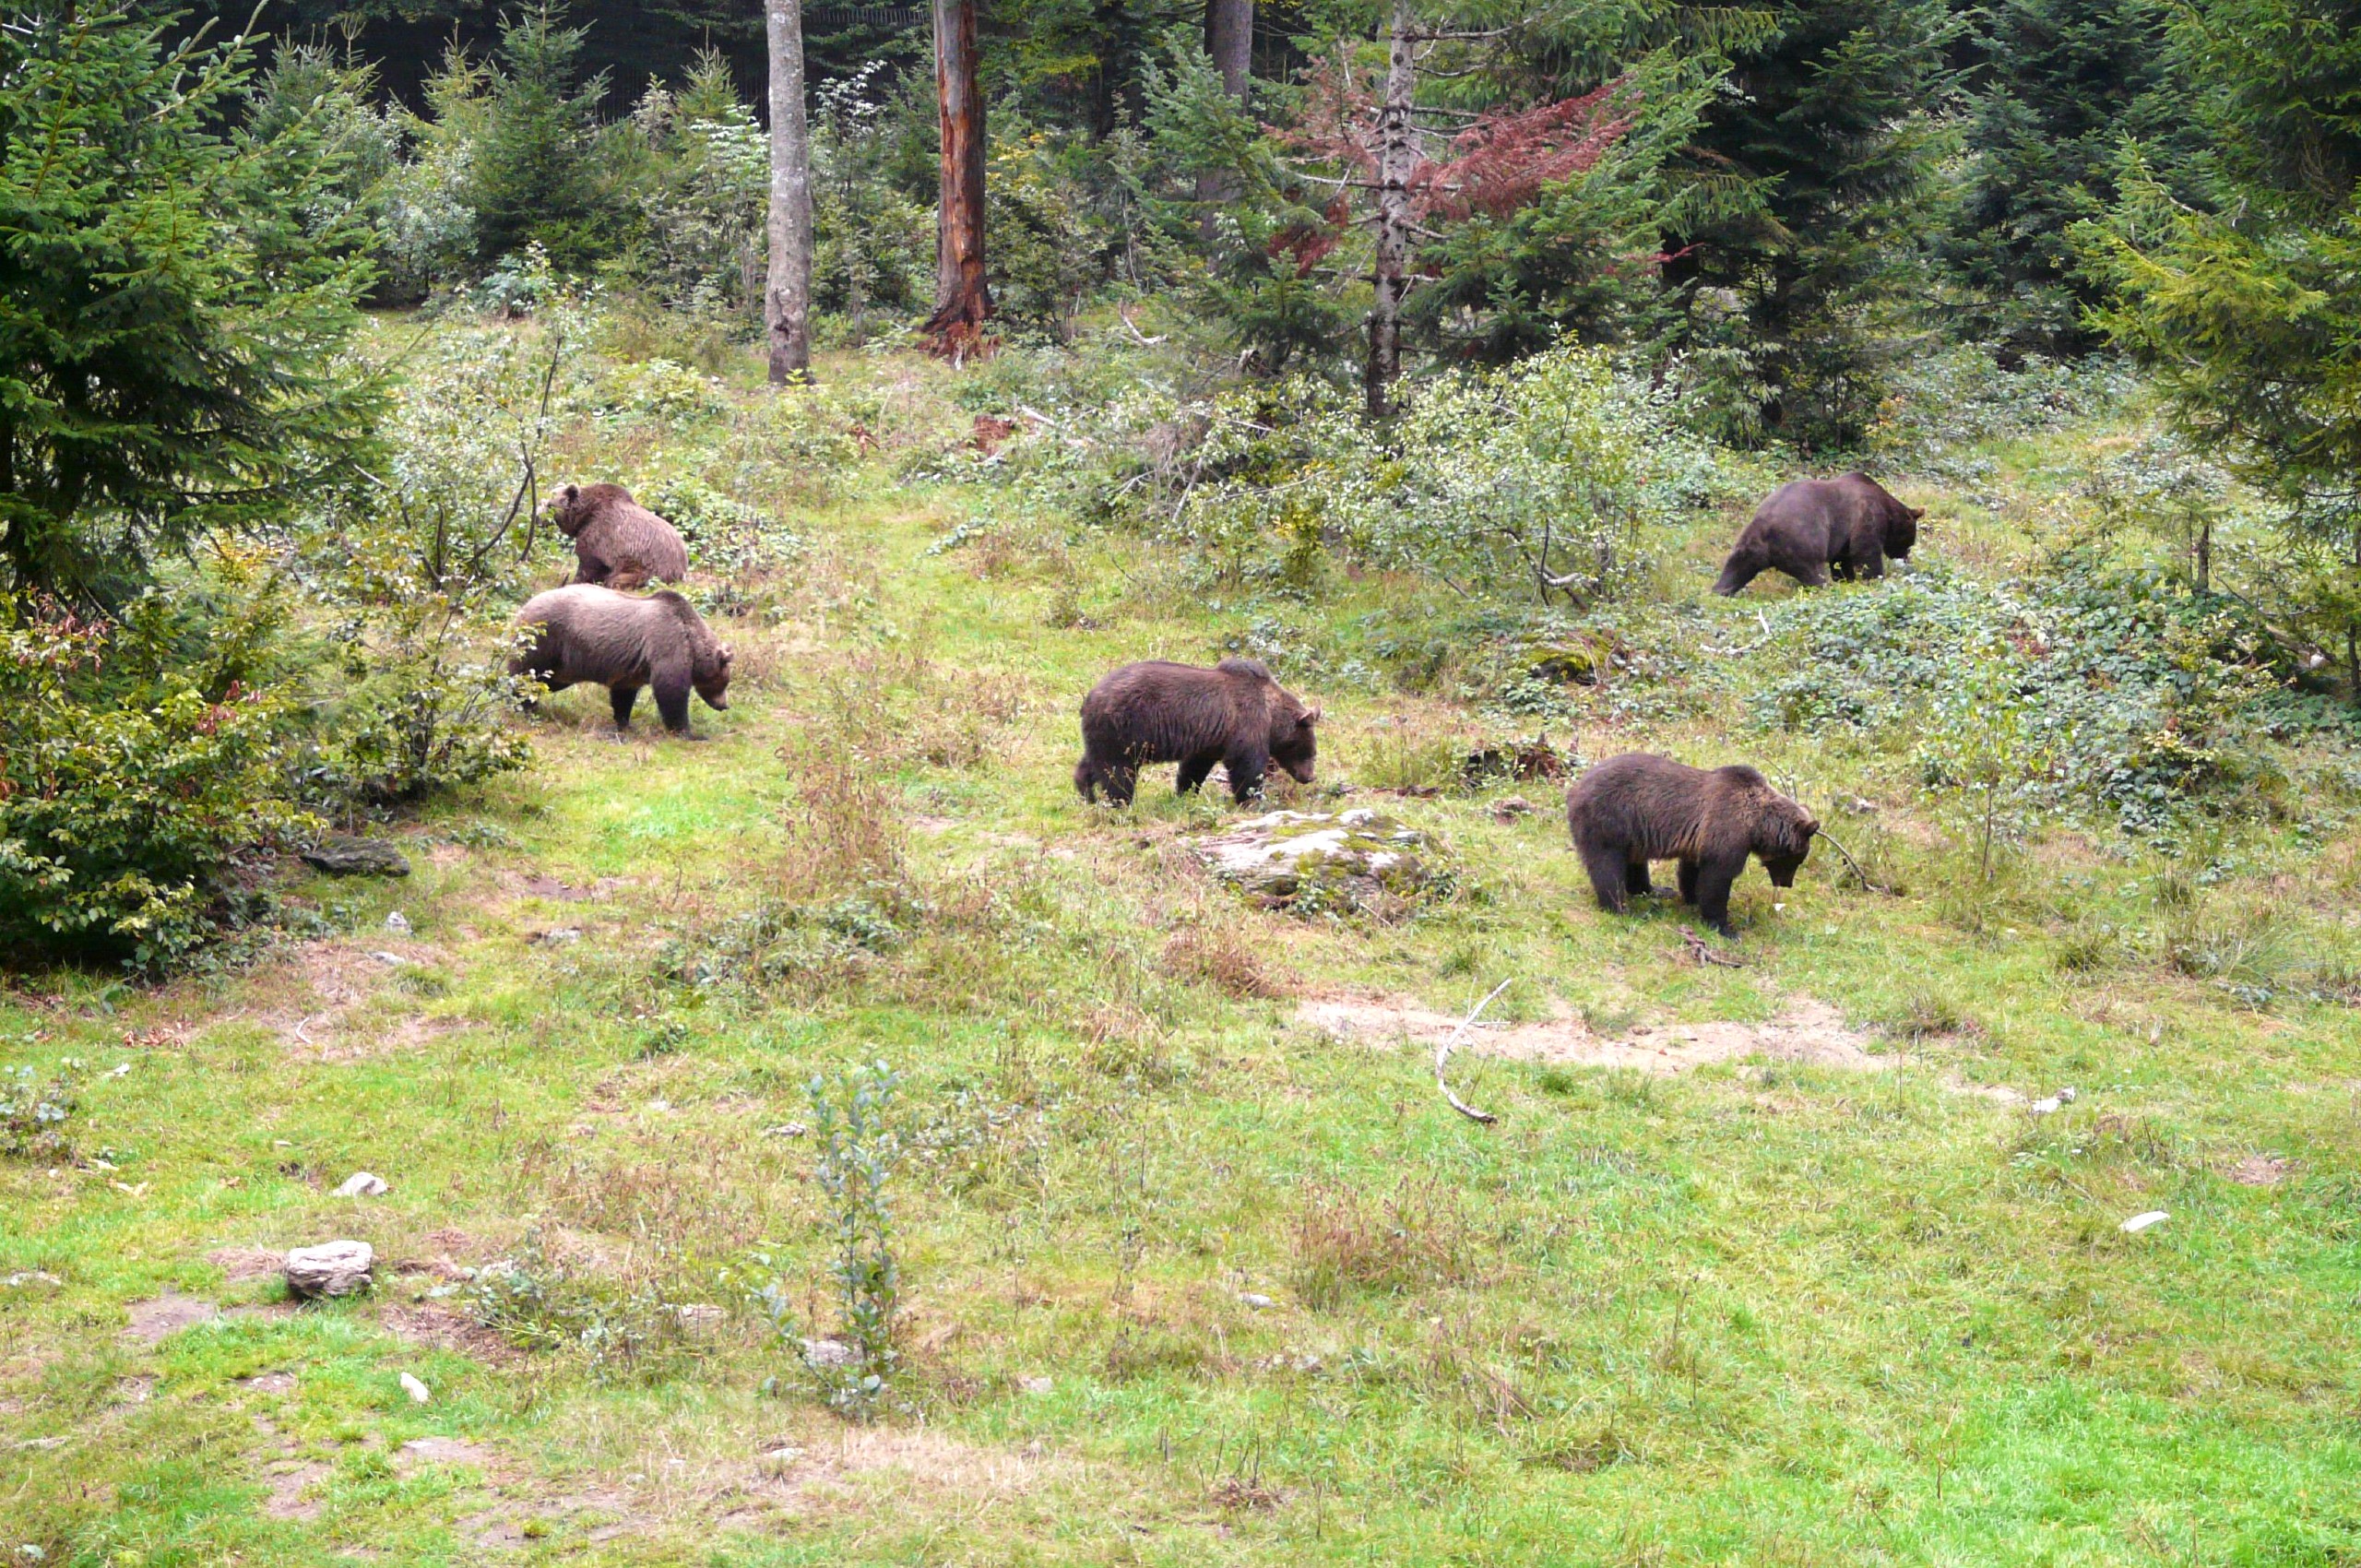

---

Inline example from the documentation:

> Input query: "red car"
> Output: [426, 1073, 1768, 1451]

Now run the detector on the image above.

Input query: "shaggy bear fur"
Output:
[1074, 658, 1320, 806]
[1566, 753, 1817, 936]
[1713, 474, 1923, 595]
[510, 585, 732, 737]
[548, 482, 691, 590]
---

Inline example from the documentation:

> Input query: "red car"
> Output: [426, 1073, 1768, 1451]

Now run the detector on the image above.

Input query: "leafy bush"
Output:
[1, 595, 312, 969]
[0, 1061, 81, 1161]
[1742, 553, 2335, 832]
[1149, 344, 1724, 601]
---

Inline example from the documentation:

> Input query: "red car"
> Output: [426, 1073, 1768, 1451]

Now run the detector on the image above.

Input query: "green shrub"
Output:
[0, 595, 313, 970]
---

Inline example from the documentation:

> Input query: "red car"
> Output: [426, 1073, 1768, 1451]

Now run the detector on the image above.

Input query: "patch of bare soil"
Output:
[397, 1436, 497, 1469]
[376, 1301, 519, 1365]
[510, 872, 628, 902]
[122, 1291, 219, 1345]
[209, 1246, 284, 1283]
[264, 1459, 332, 1520]
[316, 1012, 457, 1064]
[711, 1426, 1069, 1526]
[2228, 1154, 2288, 1187]
[238, 1371, 298, 1395]
[1299, 994, 1886, 1073]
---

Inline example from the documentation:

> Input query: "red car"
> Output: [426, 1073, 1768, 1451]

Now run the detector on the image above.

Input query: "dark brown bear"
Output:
[1074, 658, 1319, 806]
[1712, 473, 1923, 595]
[510, 584, 732, 737]
[548, 482, 691, 590]
[1566, 753, 1817, 937]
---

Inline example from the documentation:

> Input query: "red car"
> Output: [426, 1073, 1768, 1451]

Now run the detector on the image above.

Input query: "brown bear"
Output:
[510, 585, 732, 737]
[547, 482, 691, 590]
[1566, 753, 1817, 937]
[1712, 473, 1923, 595]
[1074, 658, 1319, 806]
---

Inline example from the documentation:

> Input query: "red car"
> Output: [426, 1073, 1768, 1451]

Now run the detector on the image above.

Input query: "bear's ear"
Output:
[1303, 705, 1322, 726]
[1907, 505, 1925, 520]
[560, 483, 579, 505]
[718, 645, 735, 667]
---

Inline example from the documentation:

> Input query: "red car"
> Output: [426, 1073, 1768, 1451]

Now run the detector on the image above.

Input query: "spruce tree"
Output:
[467, 6, 611, 267]
[1669, 0, 1954, 446]
[1940, 0, 2199, 355]
[0, 6, 380, 602]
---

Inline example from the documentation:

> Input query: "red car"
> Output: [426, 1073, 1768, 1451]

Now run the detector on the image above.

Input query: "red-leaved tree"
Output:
[1280, 37, 1638, 413]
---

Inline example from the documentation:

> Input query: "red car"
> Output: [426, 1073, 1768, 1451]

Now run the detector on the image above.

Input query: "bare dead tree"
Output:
[923, 0, 992, 358]
[765, 0, 814, 384]
[1365, 0, 1420, 418]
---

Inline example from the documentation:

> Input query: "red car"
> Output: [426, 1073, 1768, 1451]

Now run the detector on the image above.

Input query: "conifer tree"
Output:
[468, 5, 611, 266]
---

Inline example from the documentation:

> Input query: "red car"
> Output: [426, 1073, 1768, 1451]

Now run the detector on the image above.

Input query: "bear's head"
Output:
[1269, 701, 1320, 785]
[694, 639, 734, 711]
[1754, 793, 1819, 886]
[1886, 498, 1925, 559]
[547, 482, 633, 540]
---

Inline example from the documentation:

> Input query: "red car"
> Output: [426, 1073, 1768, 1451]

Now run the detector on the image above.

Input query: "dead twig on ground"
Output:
[1677, 926, 1746, 968]
[1436, 980, 1510, 1124]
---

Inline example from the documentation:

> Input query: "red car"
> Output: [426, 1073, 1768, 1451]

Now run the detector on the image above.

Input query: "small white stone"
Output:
[1239, 1292, 1276, 1311]
[2057, 1087, 2079, 1104]
[384, 912, 411, 934]
[1019, 1375, 1054, 1396]
[801, 1336, 858, 1368]
[2119, 1210, 2169, 1234]
[398, 1372, 430, 1404]
[370, 951, 409, 967]
[2030, 1097, 2061, 1116]
[762, 1123, 808, 1139]
[335, 1171, 388, 1198]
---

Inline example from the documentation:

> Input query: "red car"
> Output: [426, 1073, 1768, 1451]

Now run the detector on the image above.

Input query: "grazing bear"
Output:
[510, 585, 732, 737]
[1712, 474, 1923, 595]
[547, 482, 690, 590]
[1075, 658, 1320, 807]
[1566, 753, 1817, 937]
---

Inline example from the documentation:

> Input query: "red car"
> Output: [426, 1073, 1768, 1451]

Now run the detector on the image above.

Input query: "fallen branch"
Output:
[1436, 979, 1510, 1125]
[1677, 926, 1746, 968]
[291, 1015, 315, 1047]
[1814, 829, 1892, 895]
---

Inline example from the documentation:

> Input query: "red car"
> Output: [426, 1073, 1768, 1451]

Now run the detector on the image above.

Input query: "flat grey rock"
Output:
[300, 837, 410, 877]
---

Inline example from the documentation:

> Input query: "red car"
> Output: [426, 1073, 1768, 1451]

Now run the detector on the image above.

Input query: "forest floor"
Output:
[6, 317, 2361, 1566]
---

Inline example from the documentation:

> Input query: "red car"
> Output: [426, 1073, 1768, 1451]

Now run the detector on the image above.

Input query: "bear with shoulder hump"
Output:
[548, 482, 691, 591]
[1713, 473, 1923, 596]
[1566, 753, 1817, 937]
[1075, 658, 1320, 807]
[510, 585, 731, 738]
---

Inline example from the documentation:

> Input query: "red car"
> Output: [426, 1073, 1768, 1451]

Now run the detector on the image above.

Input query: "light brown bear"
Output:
[547, 482, 690, 590]
[1566, 753, 1817, 937]
[1074, 658, 1319, 806]
[510, 585, 731, 737]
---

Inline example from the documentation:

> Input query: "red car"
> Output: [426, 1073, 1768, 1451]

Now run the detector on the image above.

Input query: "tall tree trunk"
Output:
[765, 0, 813, 384]
[1194, 0, 1252, 241]
[923, 0, 991, 357]
[1364, 0, 1418, 419]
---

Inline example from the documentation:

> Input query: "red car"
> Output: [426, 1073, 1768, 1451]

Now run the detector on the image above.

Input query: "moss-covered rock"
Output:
[1192, 808, 1440, 913]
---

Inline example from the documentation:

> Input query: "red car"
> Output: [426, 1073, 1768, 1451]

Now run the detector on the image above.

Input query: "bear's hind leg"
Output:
[1176, 755, 1216, 795]
[610, 683, 640, 731]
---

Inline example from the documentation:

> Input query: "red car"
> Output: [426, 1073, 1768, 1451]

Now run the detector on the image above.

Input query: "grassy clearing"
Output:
[6, 323, 2361, 1566]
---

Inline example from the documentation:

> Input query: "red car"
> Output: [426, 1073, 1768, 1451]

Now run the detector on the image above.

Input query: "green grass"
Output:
[6, 327, 2361, 1566]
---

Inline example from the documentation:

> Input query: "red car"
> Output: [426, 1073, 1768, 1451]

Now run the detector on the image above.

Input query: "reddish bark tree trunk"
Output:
[1195, 0, 1253, 238]
[1365, 0, 1419, 418]
[924, 0, 991, 358]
